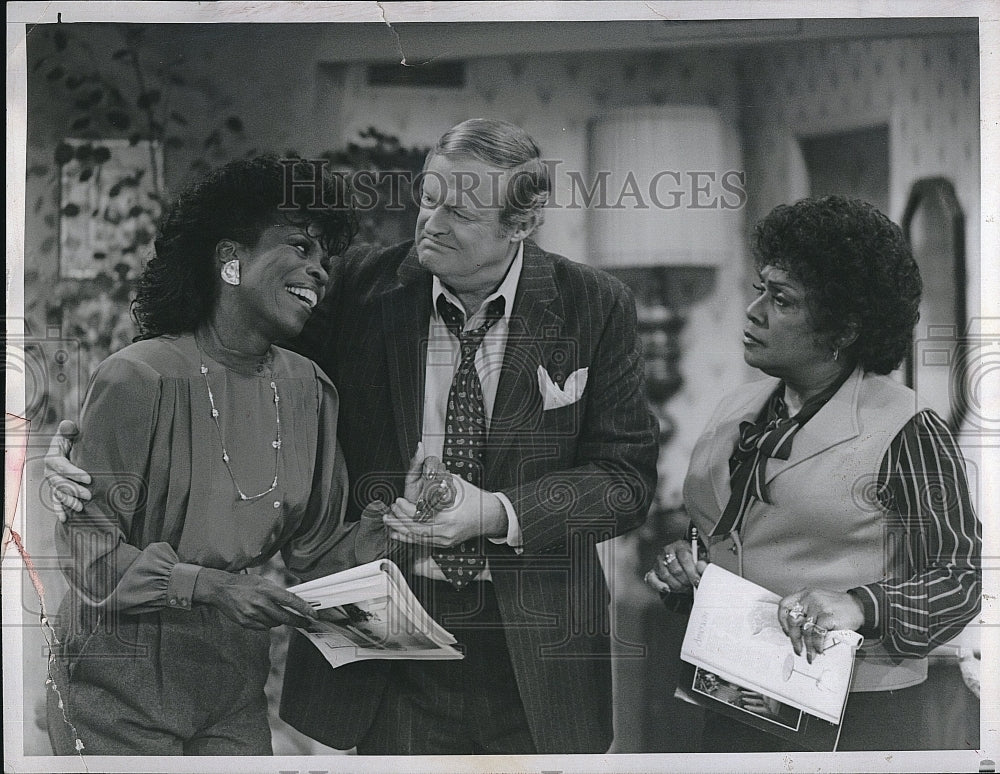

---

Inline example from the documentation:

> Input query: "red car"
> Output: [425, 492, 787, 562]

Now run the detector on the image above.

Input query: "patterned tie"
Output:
[433, 294, 505, 589]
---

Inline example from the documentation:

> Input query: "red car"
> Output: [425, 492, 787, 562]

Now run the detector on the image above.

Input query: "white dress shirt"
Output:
[414, 243, 524, 580]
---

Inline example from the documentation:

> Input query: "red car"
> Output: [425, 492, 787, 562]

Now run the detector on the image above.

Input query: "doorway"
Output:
[800, 124, 889, 213]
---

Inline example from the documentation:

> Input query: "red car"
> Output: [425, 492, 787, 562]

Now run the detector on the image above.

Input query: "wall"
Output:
[20, 24, 281, 339]
[739, 32, 981, 319]
[24, 26, 744, 322]
[326, 48, 743, 263]
[23, 25, 983, 385]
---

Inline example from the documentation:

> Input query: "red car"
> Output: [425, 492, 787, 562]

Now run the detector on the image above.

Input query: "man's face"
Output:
[415, 154, 523, 301]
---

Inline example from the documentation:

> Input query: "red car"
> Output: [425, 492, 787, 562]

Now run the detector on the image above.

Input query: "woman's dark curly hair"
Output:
[132, 155, 356, 339]
[751, 195, 922, 374]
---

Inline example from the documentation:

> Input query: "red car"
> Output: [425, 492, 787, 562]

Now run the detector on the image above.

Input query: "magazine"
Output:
[676, 564, 863, 751]
[287, 559, 464, 669]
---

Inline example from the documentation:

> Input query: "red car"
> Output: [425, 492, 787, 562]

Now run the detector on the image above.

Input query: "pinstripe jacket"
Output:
[279, 239, 659, 753]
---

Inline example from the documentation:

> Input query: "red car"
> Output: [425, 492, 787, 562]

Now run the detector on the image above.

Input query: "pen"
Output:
[689, 524, 701, 592]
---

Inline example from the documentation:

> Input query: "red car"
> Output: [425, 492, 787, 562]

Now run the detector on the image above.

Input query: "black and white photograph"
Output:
[4, 2, 996, 773]
[690, 667, 804, 732]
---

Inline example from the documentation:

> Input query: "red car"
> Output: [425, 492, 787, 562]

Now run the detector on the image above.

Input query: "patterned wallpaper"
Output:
[739, 34, 981, 317]
[326, 34, 984, 500]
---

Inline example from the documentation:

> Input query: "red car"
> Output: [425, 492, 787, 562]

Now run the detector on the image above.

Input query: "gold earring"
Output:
[221, 259, 240, 286]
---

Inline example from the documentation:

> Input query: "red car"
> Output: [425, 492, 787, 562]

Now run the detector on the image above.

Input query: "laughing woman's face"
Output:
[222, 222, 331, 346]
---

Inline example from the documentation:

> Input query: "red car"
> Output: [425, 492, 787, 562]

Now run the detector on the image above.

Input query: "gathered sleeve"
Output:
[849, 410, 982, 657]
[56, 355, 203, 614]
[282, 367, 389, 583]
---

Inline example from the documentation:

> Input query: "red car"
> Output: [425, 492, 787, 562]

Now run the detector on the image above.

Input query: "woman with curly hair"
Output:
[44, 156, 388, 755]
[646, 196, 980, 750]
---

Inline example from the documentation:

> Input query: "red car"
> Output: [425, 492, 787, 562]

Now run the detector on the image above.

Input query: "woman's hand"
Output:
[192, 568, 319, 630]
[777, 588, 865, 663]
[644, 538, 708, 595]
[355, 500, 391, 563]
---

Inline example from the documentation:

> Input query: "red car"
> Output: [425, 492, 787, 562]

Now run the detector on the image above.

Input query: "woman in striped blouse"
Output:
[646, 195, 980, 751]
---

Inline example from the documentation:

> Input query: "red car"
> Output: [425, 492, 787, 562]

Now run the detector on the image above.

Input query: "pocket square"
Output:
[537, 365, 588, 410]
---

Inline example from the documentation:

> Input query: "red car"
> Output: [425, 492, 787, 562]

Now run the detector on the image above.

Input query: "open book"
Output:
[676, 564, 862, 751]
[287, 559, 464, 669]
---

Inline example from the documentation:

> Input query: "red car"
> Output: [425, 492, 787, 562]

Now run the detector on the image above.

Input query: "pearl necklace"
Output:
[200, 361, 281, 502]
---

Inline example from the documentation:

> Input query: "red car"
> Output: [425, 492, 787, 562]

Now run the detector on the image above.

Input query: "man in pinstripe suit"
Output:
[279, 118, 660, 754]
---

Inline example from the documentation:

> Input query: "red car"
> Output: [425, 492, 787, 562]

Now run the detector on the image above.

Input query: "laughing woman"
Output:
[45, 157, 386, 756]
[646, 196, 981, 751]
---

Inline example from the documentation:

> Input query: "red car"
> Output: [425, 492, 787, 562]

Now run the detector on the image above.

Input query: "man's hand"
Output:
[44, 420, 93, 520]
[192, 567, 319, 630]
[401, 443, 457, 521]
[402, 442, 427, 504]
[408, 454, 457, 523]
[385, 472, 507, 547]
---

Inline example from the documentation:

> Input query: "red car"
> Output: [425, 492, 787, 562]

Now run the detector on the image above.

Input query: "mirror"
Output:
[900, 177, 967, 432]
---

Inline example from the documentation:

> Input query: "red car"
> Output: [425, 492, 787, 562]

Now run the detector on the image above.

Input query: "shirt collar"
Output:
[431, 241, 523, 329]
[766, 368, 854, 425]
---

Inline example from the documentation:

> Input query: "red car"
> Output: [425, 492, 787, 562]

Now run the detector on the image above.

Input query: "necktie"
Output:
[433, 294, 505, 589]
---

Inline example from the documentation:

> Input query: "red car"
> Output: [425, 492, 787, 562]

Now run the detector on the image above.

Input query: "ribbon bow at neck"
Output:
[711, 394, 803, 537]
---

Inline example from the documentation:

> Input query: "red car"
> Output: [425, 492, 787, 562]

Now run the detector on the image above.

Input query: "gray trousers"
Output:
[47, 603, 272, 756]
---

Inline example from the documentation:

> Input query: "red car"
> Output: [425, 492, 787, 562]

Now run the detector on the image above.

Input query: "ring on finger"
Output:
[663, 553, 677, 565]
[801, 616, 817, 632]
[787, 607, 805, 624]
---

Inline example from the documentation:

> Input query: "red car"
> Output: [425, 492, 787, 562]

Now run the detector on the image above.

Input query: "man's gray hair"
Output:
[427, 118, 551, 231]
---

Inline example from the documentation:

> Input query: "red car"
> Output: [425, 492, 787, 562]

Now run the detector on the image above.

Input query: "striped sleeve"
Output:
[848, 410, 981, 657]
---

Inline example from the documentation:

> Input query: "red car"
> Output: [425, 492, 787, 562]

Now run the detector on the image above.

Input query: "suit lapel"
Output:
[381, 245, 431, 465]
[486, 241, 563, 486]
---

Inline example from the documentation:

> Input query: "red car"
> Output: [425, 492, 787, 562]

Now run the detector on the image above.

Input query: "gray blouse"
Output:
[57, 328, 383, 616]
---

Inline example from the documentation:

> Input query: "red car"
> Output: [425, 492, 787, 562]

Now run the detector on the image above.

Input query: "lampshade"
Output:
[587, 106, 742, 267]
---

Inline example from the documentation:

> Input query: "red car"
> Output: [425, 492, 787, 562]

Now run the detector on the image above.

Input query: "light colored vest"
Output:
[684, 367, 927, 692]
